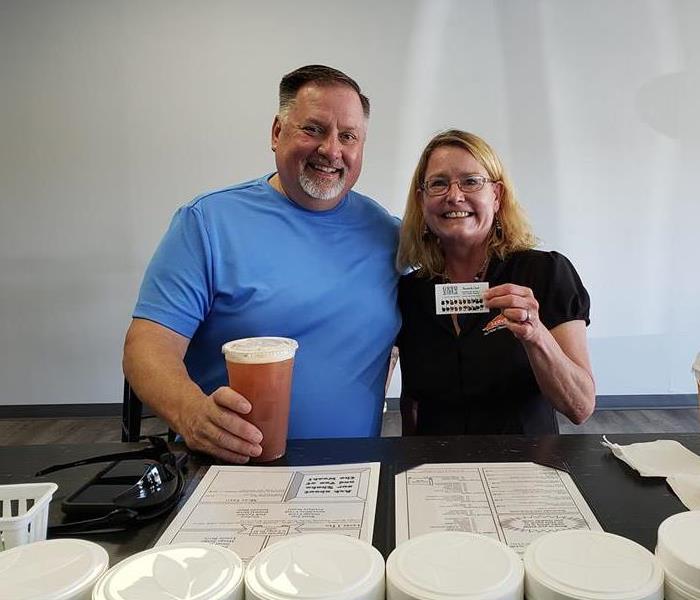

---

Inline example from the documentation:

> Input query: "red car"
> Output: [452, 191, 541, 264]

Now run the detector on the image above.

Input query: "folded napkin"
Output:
[667, 474, 700, 510]
[601, 436, 700, 477]
[601, 436, 700, 510]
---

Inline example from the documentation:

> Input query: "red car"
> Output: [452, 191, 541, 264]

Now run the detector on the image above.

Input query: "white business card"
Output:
[434, 282, 489, 315]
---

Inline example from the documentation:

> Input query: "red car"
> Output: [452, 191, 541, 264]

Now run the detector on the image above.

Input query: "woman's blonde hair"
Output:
[396, 129, 537, 277]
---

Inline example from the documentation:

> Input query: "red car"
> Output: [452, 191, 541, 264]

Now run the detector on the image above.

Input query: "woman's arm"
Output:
[522, 320, 595, 423]
[484, 284, 595, 424]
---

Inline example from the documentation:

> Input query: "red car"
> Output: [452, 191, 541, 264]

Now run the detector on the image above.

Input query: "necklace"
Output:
[444, 254, 490, 283]
[473, 254, 490, 282]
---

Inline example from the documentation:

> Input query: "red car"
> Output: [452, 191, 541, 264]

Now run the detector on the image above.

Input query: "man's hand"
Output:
[123, 318, 266, 462]
[179, 386, 264, 464]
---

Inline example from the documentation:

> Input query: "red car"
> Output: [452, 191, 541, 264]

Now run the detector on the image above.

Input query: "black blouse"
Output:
[397, 250, 590, 435]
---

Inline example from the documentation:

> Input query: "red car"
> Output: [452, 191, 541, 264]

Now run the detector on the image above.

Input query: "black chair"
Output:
[121, 379, 144, 442]
[121, 379, 175, 442]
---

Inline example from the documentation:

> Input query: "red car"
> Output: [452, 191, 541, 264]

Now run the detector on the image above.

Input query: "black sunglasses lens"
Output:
[113, 461, 179, 510]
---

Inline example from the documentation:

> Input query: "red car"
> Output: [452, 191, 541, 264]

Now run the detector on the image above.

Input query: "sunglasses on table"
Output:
[35, 437, 187, 534]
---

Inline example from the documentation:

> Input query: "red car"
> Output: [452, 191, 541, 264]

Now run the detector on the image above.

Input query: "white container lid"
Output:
[386, 531, 524, 600]
[245, 533, 385, 600]
[222, 337, 298, 364]
[657, 511, 700, 590]
[92, 542, 244, 600]
[524, 530, 663, 600]
[0, 538, 108, 600]
[663, 568, 700, 600]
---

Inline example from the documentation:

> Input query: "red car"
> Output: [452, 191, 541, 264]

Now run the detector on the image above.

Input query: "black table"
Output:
[1, 433, 697, 563]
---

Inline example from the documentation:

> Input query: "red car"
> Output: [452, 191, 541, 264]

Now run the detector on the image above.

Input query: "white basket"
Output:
[0, 482, 58, 551]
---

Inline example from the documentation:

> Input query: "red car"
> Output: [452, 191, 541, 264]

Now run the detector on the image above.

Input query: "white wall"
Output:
[1, 0, 698, 406]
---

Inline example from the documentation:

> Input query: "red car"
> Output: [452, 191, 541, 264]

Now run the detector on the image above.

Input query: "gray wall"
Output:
[1, 0, 698, 406]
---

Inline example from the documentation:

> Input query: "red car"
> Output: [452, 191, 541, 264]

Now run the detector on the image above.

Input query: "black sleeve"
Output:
[534, 251, 590, 330]
[396, 274, 413, 349]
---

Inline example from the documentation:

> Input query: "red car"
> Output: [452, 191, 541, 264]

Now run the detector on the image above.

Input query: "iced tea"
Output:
[222, 337, 298, 462]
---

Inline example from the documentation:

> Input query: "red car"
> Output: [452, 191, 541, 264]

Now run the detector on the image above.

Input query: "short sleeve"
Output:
[133, 204, 214, 338]
[536, 251, 590, 329]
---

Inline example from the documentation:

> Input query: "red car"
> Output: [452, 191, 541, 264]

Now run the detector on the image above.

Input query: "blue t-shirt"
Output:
[134, 175, 401, 438]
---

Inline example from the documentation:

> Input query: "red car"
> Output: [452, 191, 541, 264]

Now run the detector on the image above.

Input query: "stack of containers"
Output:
[245, 533, 385, 600]
[523, 530, 664, 600]
[656, 511, 700, 600]
[92, 542, 245, 600]
[386, 531, 524, 600]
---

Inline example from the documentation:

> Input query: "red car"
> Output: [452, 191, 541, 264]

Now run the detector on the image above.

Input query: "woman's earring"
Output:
[495, 215, 503, 235]
[422, 223, 440, 244]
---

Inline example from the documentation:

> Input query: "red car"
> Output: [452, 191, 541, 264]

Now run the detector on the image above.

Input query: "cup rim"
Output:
[222, 336, 298, 363]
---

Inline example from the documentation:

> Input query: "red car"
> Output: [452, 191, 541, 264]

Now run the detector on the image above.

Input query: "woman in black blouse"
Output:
[396, 130, 595, 435]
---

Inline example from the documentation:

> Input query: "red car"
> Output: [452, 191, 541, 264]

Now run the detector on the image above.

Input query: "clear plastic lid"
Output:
[222, 337, 298, 364]
[657, 511, 700, 590]
[245, 533, 385, 600]
[524, 530, 663, 600]
[386, 531, 524, 600]
[0, 538, 108, 600]
[92, 543, 244, 600]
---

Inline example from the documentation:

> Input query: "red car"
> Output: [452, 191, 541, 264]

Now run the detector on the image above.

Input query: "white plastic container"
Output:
[92, 542, 244, 600]
[656, 511, 700, 599]
[386, 531, 524, 600]
[245, 533, 385, 600]
[524, 530, 663, 600]
[0, 538, 109, 600]
[0, 482, 58, 551]
[663, 569, 700, 600]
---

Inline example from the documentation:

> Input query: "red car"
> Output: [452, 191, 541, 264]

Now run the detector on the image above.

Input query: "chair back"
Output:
[121, 379, 143, 442]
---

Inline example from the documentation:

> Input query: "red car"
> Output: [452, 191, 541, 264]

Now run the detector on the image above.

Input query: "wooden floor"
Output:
[0, 408, 698, 446]
[0, 415, 169, 446]
[380, 407, 700, 437]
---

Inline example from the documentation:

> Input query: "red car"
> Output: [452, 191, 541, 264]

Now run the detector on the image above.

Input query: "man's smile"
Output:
[308, 162, 343, 176]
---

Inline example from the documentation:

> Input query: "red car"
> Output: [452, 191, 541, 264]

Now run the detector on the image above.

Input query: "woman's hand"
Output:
[482, 283, 543, 342]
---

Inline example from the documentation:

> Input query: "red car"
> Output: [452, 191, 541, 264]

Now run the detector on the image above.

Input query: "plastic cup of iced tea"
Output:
[221, 337, 298, 462]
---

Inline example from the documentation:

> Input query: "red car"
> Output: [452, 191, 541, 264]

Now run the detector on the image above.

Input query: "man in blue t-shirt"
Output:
[123, 65, 400, 463]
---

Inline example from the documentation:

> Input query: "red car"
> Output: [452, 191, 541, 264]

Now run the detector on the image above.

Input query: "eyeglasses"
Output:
[35, 437, 187, 534]
[421, 175, 495, 196]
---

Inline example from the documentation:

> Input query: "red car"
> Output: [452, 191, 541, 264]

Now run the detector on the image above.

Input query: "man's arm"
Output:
[122, 318, 263, 463]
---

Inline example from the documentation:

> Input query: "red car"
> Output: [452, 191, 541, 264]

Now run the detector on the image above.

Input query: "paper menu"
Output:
[395, 461, 602, 555]
[156, 462, 380, 563]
